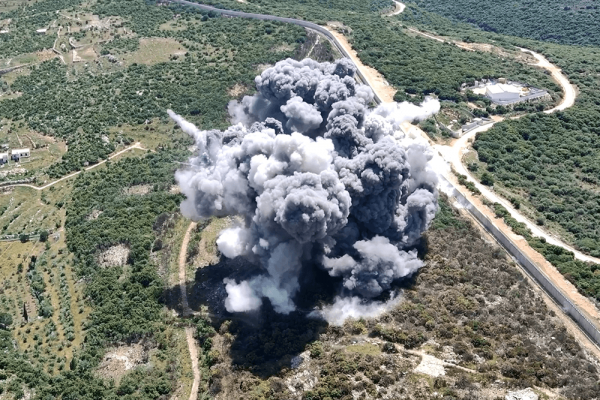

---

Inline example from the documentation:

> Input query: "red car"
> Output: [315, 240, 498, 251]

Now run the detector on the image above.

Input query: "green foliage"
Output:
[39, 230, 49, 242]
[101, 36, 140, 55]
[0, 313, 12, 329]
[307, 340, 324, 358]
[480, 171, 494, 186]
[0, 0, 83, 57]
[196, 0, 557, 101]
[0, 7, 305, 178]
[431, 195, 469, 232]
[410, 0, 600, 47]
[474, 110, 600, 257]
[490, 202, 600, 301]
[454, 171, 481, 195]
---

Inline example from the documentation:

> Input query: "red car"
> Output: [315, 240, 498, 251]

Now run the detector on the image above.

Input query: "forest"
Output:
[387, 0, 600, 300]
[474, 110, 600, 257]
[410, 0, 600, 47]
[0, 0, 306, 177]
[0, 0, 599, 398]
[194, 0, 558, 103]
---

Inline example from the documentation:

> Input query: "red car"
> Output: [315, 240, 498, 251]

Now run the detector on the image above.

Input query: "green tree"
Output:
[0, 313, 12, 329]
[481, 172, 495, 186]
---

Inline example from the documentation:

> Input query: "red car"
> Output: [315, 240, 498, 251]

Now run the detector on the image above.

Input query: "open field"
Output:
[121, 37, 186, 66]
[0, 181, 70, 235]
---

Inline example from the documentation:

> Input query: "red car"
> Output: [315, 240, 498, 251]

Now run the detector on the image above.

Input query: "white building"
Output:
[0, 153, 8, 164]
[486, 84, 521, 103]
[11, 148, 30, 161]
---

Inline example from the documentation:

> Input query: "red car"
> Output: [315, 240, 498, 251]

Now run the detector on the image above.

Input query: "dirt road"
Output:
[324, 28, 397, 103]
[387, 0, 406, 16]
[520, 48, 577, 113]
[179, 221, 201, 400]
[3, 142, 147, 191]
[435, 46, 596, 265]
[185, 327, 201, 400]
[179, 222, 197, 317]
[380, 5, 600, 347]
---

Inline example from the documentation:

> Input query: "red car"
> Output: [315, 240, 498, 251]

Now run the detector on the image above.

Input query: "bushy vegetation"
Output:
[491, 202, 600, 301]
[474, 111, 600, 257]
[195, 0, 558, 103]
[393, 0, 600, 298]
[0, 0, 306, 178]
[0, 0, 83, 56]
[410, 0, 600, 47]
[207, 198, 600, 399]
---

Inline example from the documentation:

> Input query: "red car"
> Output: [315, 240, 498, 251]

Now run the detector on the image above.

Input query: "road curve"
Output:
[169, 0, 383, 104]
[435, 46, 594, 263]
[387, 1, 406, 16]
[168, 0, 600, 349]
[179, 221, 201, 400]
[2, 142, 147, 191]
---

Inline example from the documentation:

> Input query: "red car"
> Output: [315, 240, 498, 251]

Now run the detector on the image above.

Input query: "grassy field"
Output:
[0, 181, 70, 236]
[121, 37, 186, 66]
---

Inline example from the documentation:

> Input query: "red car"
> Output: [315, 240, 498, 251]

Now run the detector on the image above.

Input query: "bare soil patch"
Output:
[228, 83, 247, 98]
[97, 343, 149, 384]
[325, 26, 396, 103]
[97, 244, 129, 268]
[87, 209, 102, 220]
[123, 184, 151, 196]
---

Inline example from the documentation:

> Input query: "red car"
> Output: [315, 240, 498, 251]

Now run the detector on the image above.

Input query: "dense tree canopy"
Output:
[410, 0, 600, 47]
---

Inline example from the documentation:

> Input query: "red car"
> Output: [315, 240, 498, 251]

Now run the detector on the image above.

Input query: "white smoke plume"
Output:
[169, 58, 439, 319]
[309, 293, 402, 326]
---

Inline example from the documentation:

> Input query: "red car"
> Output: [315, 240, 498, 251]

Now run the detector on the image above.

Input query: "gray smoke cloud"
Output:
[169, 58, 439, 318]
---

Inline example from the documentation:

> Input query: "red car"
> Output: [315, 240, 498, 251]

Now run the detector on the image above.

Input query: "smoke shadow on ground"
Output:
[161, 240, 428, 377]
[161, 256, 333, 377]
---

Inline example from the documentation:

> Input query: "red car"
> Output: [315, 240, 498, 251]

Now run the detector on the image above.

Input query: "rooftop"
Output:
[486, 83, 521, 94]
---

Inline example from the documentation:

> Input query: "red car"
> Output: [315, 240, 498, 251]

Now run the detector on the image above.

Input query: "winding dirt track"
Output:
[179, 221, 201, 400]
[3, 142, 147, 191]
[170, 0, 600, 365]
[185, 327, 201, 400]
[392, 4, 600, 352]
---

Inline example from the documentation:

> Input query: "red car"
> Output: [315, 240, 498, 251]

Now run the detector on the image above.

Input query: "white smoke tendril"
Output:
[169, 58, 440, 322]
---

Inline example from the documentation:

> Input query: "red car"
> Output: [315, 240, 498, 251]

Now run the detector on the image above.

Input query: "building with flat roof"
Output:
[11, 148, 30, 161]
[0, 152, 8, 164]
[486, 84, 521, 103]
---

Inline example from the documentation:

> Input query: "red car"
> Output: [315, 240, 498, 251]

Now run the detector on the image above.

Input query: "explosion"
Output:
[169, 58, 439, 320]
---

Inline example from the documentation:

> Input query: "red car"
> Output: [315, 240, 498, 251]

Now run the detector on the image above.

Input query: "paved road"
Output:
[170, 0, 600, 349]
[169, 0, 382, 103]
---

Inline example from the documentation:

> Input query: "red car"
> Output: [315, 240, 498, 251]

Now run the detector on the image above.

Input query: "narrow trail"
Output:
[2, 142, 147, 191]
[179, 221, 197, 317]
[185, 327, 201, 400]
[394, 7, 600, 348]
[179, 221, 201, 400]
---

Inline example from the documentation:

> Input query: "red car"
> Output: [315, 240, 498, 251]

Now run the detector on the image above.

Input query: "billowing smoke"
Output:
[169, 58, 439, 319]
[309, 293, 402, 326]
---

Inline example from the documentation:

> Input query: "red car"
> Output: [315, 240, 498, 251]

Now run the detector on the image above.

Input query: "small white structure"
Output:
[486, 84, 521, 103]
[36, 28, 47, 34]
[11, 148, 30, 161]
[0, 152, 8, 164]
